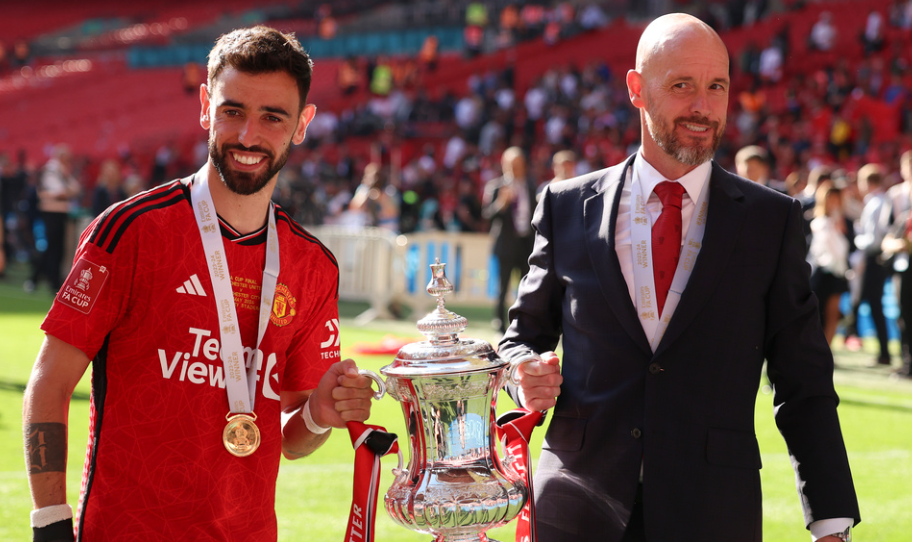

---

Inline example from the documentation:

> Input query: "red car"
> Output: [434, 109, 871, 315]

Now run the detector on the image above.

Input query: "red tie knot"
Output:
[654, 181, 685, 210]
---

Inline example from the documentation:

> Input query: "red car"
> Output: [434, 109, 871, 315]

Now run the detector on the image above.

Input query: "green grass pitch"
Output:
[2, 264, 911, 541]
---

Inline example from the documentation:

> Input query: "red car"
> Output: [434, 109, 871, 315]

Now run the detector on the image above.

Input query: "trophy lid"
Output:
[382, 259, 505, 377]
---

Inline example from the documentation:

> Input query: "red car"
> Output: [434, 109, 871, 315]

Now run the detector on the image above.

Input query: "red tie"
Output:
[652, 182, 685, 317]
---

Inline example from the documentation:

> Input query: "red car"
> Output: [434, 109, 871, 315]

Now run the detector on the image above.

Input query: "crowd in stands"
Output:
[3, 0, 912, 375]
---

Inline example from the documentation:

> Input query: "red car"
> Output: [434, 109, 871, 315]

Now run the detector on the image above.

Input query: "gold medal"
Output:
[223, 413, 260, 457]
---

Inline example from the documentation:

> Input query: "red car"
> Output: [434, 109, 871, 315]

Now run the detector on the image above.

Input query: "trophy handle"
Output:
[507, 353, 542, 387]
[358, 369, 387, 401]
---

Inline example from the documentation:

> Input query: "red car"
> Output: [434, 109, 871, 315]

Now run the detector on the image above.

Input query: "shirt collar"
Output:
[633, 149, 712, 201]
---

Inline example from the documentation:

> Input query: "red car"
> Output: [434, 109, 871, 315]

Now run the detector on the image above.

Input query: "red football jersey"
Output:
[42, 177, 341, 541]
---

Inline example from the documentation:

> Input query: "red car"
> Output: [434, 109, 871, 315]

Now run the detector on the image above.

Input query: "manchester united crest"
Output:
[270, 283, 296, 327]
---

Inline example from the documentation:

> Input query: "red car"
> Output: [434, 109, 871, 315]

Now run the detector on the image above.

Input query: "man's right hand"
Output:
[513, 351, 562, 411]
[496, 184, 516, 206]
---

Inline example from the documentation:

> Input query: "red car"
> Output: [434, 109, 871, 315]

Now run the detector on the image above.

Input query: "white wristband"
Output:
[301, 398, 330, 435]
[30, 504, 73, 528]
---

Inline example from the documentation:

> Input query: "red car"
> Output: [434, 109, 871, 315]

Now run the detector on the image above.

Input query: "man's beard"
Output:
[209, 137, 291, 196]
[646, 113, 723, 166]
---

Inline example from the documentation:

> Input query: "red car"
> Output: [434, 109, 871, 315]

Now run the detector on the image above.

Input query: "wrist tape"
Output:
[31, 504, 74, 542]
[302, 398, 330, 434]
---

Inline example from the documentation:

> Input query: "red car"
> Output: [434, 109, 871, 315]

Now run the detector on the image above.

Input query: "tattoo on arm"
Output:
[25, 423, 67, 475]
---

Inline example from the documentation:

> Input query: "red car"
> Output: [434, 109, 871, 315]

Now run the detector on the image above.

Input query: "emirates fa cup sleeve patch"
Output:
[57, 258, 110, 314]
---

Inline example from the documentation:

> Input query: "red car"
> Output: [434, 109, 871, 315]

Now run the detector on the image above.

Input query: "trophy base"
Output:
[432, 535, 497, 542]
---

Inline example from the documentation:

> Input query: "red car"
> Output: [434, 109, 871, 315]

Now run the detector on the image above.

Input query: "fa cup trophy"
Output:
[364, 260, 533, 542]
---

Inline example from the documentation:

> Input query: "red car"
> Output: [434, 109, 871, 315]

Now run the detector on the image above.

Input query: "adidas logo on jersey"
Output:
[176, 274, 207, 296]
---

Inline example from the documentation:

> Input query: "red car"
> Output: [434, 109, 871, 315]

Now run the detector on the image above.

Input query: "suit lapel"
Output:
[654, 163, 746, 357]
[584, 155, 652, 355]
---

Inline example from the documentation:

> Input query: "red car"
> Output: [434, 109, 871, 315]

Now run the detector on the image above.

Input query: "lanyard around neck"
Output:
[190, 173, 280, 413]
[627, 161, 709, 352]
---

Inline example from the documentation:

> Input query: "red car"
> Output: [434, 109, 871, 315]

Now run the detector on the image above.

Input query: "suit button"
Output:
[631, 428, 642, 439]
[649, 362, 662, 374]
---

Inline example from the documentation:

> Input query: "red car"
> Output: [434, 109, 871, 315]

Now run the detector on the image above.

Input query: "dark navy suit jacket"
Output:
[500, 155, 860, 541]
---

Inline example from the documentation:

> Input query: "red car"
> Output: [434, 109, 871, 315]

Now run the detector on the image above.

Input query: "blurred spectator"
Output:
[544, 103, 571, 145]
[338, 57, 362, 95]
[578, 2, 610, 30]
[443, 129, 468, 170]
[740, 0, 769, 26]
[523, 78, 549, 141]
[27, 145, 80, 293]
[317, 5, 337, 40]
[735, 145, 785, 192]
[392, 58, 419, 89]
[497, 4, 520, 48]
[800, 165, 835, 247]
[182, 62, 202, 94]
[192, 138, 209, 168]
[150, 142, 174, 186]
[537, 149, 576, 199]
[479, 110, 507, 156]
[889, 150, 912, 222]
[464, 24, 484, 57]
[321, 178, 354, 225]
[1, 151, 28, 263]
[809, 11, 836, 52]
[483, 146, 536, 333]
[808, 182, 851, 344]
[454, 91, 483, 139]
[466, 2, 489, 27]
[91, 159, 127, 217]
[0, 41, 8, 73]
[414, 177, 445, 231]
[861, 9, 886, 56]
[419, 35, 439, 72]
[369, 57, 393, 96]
[464, 1, 489, 57]
[847, 163, 893, 366]
[453, 176, 484, 232]
[758, 38, 783, 84]
[349, 163, 399, 231]
[520, 4, 546, 40]
[890, 0, 912, 29]
[11, 38, 30, 68]
[543, 18, 562, 46]
[308, 110, 340, 143]
[881, 165, 912, 378]
[784, 170, 807, 197]
[739, 41, 762, 83]
[122, 167, 145, 198]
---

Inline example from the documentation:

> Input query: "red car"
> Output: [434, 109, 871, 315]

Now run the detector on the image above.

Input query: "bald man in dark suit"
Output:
[502, 13, 859, 542]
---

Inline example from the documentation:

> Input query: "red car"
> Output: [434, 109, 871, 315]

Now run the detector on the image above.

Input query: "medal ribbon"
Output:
[190, 171, 280, 414]
[496, 409, 544, 542]
[344, 422, 399, 542]
[629, 164, 709, 351]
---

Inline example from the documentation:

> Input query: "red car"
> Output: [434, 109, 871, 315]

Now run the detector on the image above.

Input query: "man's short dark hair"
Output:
[207, 26, 313, 110]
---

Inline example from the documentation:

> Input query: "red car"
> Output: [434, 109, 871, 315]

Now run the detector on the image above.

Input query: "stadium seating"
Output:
[1, 0, 902, 174]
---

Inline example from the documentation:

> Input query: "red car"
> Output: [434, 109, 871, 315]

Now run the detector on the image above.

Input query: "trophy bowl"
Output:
[377, 260, 529, 542]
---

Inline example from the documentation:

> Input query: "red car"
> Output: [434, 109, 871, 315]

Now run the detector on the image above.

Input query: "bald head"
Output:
[502, 146, 526, 179]
[627, 13, 730, 179]
[636, 14, 727, 75]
